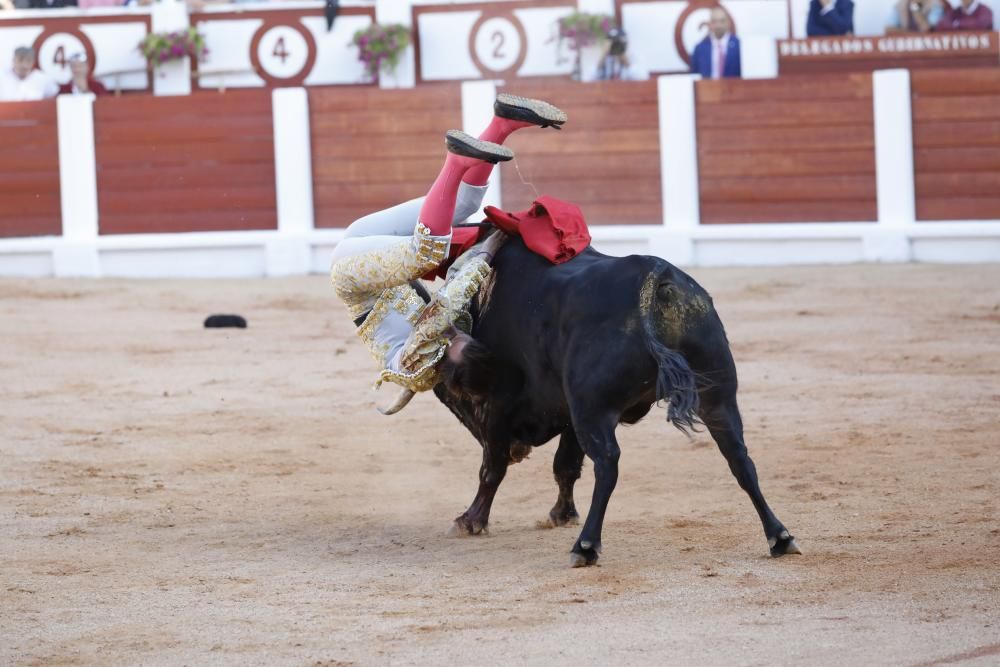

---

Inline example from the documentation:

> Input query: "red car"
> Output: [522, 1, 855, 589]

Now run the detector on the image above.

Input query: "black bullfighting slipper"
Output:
[445, 129, 514, 164]
[494, 93, 568, 130]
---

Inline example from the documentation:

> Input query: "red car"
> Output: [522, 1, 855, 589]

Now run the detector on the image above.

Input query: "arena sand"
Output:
[1, 264, 998, 666]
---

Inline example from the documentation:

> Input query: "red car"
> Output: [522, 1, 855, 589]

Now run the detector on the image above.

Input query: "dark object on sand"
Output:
[204, 314, 247, 328]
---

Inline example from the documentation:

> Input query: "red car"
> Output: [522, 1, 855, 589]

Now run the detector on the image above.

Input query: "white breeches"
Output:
[331, 181, 489, 262]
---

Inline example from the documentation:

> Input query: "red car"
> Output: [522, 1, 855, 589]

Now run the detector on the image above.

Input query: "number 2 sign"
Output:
[468, 12, 528, 77]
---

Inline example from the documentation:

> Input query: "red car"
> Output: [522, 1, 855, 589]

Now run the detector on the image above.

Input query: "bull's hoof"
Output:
[570, 539, 601, 567]
[768, 530, 802, 557]
[541, 506, 580, 529]
[449, 515, 489, 537]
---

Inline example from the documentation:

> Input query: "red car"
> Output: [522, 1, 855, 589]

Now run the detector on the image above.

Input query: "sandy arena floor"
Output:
[1, 263, 998, 666]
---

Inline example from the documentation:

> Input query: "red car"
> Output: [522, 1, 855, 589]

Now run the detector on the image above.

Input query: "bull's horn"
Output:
[377, 388, 415, 415]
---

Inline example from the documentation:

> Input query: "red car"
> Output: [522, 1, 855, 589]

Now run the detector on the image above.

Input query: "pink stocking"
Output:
[462, 117, 534, 187]
[418, 153, 480, 235]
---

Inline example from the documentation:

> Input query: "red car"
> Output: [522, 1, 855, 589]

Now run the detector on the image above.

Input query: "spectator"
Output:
[889, 0, 945, 32]
[0, 47, 59, 102]
[591, 28, 648, 81]
[58, 53, 108, 96]
[690, 8, 741, 79]
[807, 0, 855, 36]
[935, 0, 994, 30]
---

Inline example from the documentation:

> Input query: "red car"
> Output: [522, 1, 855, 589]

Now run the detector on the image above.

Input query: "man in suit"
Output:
[690, 8, 741, 79]
[807, 0, 855, 36]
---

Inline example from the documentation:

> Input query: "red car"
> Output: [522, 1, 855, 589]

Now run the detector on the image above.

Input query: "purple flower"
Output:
[171, 44, 184, 56]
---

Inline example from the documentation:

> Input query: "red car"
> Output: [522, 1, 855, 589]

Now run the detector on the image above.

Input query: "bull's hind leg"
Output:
[544, 429, 583, 528]
[567, 412, 621, 567]
[699, 391, 801, 557]
[450, 438, 509, 536]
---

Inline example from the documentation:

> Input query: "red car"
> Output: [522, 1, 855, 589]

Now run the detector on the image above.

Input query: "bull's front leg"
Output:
[450, 438, 509, 536]
[545, 429, 583, 528]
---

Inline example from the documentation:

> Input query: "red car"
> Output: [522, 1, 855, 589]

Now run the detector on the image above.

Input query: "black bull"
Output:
[430, 235, 800, 567]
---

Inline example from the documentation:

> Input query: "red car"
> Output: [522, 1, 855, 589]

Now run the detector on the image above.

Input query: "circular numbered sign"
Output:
[256, 26, 309, 79]
[473, 17, 522, 73]
[249, 21, 317, 87]
[35, 31, 91, 85]
[468, 12, 528, 77]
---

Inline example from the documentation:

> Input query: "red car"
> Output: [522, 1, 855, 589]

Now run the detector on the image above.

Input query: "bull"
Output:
[429, 234, 800, 567]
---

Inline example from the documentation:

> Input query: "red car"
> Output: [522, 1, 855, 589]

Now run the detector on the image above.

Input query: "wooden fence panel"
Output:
[497, 79, 662, 226]
[911, 69, 1000, 221]
[94, 91, 277, 234]
[0, 101, 61, 238]
[696, 73, 877, 224]
[310, 85, 463, 228]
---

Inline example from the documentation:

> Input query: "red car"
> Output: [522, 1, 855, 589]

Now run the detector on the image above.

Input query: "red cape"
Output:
[422, 196, 591, 280]
[484, 195, 591, 265]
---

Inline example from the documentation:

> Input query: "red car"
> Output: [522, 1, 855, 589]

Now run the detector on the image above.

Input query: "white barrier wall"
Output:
[2, 72, 999, 278]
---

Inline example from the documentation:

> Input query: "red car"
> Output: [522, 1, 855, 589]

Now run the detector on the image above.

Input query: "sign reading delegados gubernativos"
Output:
[780, 32, 996, 57]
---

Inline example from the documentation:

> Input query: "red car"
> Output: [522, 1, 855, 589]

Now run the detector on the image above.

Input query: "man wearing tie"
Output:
[690, 8, 741, 80]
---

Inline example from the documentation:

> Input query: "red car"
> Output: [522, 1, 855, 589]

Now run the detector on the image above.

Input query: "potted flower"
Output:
[138, 27, 209, 69]
[351, 23, 410, 82]
[556, 11, 616, 79]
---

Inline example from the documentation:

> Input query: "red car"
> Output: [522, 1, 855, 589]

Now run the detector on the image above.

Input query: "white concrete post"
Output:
[54, 94, 100, 277]
[655, 74, 700, 265]
[267, 87, 314, 276]
[741, 35, 778, 79]
[151, 1, 192, 97]
[461, 79, 501, 214]
[375, 0, 416, 89]
[868, 68, 915, 261]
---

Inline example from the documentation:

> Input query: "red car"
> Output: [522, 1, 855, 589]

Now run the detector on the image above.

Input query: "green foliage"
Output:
[557, 11, 617, 51]
[138, 27, 208, 68]
[352, 23, 411, 80]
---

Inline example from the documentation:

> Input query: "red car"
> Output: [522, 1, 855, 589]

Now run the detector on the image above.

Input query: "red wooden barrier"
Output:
[309, 85, 463, 228]
[497, 79, 662, 225]
[93, 91, 277, 234]
[911, 69, 1000, 221]
[0, 101, 61, 238]
[695, 74, 877, 224]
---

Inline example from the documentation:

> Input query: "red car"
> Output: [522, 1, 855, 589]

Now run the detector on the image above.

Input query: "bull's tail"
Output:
[641, 272, 701, 434]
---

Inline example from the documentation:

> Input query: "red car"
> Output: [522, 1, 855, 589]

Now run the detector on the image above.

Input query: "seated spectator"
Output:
[59, 53, 108, 96]
[28, 0, 78, 6]
[690, 8, 741, 79]
[888, 0, 944, 32]
[807, 0, 855, 36]
[935, 0, 994, 30]
[591, 28, 648, 81]
[0, 47, 59, 102]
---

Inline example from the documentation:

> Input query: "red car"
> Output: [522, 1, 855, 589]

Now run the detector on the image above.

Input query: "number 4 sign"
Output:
[249, 23, 316, 86]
